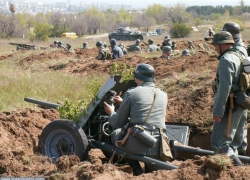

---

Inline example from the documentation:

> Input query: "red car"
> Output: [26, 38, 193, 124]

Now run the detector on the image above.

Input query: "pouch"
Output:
[234, 91, 250, 110]
[130, 126, 157, 148]
[159, 128, 173, 161]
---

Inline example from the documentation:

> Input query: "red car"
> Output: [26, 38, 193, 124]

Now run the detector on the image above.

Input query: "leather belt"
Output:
[132, 124, 166, 134]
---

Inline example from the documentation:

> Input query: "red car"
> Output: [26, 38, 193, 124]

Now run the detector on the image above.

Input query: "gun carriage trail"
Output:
[1, 39, 250, 179]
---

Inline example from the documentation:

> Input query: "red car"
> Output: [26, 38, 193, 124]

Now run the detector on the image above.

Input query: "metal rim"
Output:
[44, 129, 76, 163]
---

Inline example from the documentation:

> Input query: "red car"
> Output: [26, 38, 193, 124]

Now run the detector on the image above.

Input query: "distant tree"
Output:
[166, 4, 191, 24]
[209, 13, 222, 20]
[33, 23, 53, 41]
[194, 18, 202, 27]
[133, 13, 156, 31]
[83, 6, 102, 34]
[170, 23, 192, 38]
[146, 4, 166, 24]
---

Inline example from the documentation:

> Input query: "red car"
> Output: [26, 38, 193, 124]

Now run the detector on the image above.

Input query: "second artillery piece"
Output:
[9, 43, 37, 51]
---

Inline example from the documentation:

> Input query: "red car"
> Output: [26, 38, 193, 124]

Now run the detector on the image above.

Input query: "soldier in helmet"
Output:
[160, 46, 173, 59]
[95, 41, 111, 60]
[102, 41, 110, 52]
[188, 41, 195, 50]
[82, 42, 88, 49]
[110, 38, 123, 59]
[204, 27, 215, 41]
[129, 39, 142, 52]
[104, 63, 169, 176]
[211, 31, 246, 166]
[222, 22, 248, 156]
[146, 39, 161, 52]
[182, 49, 190, 56]
[118, 43, 128, 54]
[160, 35, 172, 50]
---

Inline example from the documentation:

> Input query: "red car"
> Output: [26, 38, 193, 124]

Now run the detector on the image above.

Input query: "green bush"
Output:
[170, 23, 192, 38]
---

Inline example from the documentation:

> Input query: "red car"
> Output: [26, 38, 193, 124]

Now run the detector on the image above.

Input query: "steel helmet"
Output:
[148, 39, 154, 44]
[96, 41, 103, 47]
[133, 63, 155, 82]
[83, 42, 88, 46]
[182, 49, 190, 56]
[164, 35, 170, 40]
[162, 46, 172, 53]
[188, 41, 193, 44]
[136, 39, 141, 44]
[211, 31, 235, 45]
[222, 22, 242, 39]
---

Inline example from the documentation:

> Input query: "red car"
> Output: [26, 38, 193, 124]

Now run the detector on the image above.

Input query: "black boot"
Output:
[232, 156, 243, 166]
[125, 158, 143, 176]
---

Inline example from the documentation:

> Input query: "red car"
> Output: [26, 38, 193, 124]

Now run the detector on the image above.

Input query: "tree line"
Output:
[0, 1, 248, 41]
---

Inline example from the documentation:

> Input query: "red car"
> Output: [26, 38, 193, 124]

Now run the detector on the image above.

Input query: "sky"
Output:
[25, 0, 250, 9]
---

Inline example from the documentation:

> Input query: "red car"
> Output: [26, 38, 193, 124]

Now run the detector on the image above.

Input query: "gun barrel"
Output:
[24, 97, 60, 109]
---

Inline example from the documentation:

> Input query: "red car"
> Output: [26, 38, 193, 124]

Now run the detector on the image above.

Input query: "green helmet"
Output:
[222, 22, 241, 39]
[182, 49, 190, 56]
[148, 39, 154, 44]
[136, 39, 141, 44]
[211, 31, 234, 45]
[133, 63, 155, 82]
[96, 41, 103, 47]
[162, 46, 172, 53]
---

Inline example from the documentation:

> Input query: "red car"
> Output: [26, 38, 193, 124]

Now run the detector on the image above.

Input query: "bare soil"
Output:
[1, 39, 250, 179]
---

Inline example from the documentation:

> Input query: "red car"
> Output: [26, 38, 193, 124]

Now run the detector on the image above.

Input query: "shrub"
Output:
[170, 23, 192, 38]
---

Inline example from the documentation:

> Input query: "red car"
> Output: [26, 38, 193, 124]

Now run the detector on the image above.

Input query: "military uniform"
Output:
[160, 41, 171, 50]
[95, 48, 110, 60]
[222, 22, 249, 156]
[211, 31, 247, 162]
[129, 44, 142, 52]
[109, 82, 167, 172]
[119, 44, 129, 54]
[110, 39, 123, 59]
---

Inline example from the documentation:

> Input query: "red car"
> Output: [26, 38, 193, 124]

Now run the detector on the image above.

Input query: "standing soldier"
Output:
[160, 46, 173, 59]
[82, 42, 88, 49]
[129, 39, 142, 53]
[146, 39, 161, 52]
[222, 22, 248, 156]
[211, 31, 246, 166]
[160, 36, 172, 50]
[95, 41, 111, 60]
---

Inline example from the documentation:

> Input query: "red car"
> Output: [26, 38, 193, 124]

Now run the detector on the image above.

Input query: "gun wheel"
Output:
[39, 119, 88, 163]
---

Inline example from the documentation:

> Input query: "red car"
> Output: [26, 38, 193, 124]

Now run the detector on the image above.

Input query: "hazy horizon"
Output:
[21, 0, 249, 9]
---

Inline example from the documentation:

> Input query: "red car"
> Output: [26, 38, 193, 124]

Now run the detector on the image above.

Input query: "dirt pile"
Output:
[0, 40, 250, 179]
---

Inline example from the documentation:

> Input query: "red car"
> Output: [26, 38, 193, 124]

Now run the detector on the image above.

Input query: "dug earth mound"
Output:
[0, 40, 250, 179]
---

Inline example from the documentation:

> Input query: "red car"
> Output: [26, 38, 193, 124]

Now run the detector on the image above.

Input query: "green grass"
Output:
[0, 58, 108, 112]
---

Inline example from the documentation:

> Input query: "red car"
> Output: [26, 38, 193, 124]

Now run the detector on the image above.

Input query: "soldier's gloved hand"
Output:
[213, 114, 221, 123]
[104, 102, 114, 115]
[114, 96, 123, 105]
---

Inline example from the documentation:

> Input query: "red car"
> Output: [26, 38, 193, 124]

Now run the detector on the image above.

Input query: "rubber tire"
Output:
[39, 119, 88, 163]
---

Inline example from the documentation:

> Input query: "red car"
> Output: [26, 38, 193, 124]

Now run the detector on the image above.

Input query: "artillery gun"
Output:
[9, 43, 37, 51]
[108, 27, 144, 41]
[24, 75, 250, 170]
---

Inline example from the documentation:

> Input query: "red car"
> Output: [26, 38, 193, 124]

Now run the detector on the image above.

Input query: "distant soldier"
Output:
[171, 41, 176, 50]
[188, 41, 195, 50]
[110, 38, 123, 59]
[118, 43, 128, 54]
[182, 49, 191, 56]
[160, 35, 172, 50]
[102, 41, 110, 52]
[146, 39, 161, 52]
[95, 41, 112, 60]
[82, 42, 88, 49]
[129, 39, 142, 52]
[160, 46, 173, 59]
[204, 27, 215, 41]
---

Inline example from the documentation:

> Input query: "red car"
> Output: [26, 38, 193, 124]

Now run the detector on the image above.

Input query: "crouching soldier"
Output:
[146, 39, 161, 52]
[104, 63, 170, 176]
[95, 41, 112, 60]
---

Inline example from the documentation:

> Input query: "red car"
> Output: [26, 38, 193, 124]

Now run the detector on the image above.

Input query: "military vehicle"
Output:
[24, 75, 250, 170]
[108, 27, 143, 41]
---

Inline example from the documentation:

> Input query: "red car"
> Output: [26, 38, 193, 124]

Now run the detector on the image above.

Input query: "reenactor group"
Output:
[93, 35, 192, 60]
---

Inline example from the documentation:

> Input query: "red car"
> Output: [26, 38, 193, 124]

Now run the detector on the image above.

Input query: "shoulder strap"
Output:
[144, 88, 157, 123]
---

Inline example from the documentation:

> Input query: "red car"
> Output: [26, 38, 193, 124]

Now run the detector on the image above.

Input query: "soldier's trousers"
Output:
[211, 104, 248, 157]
